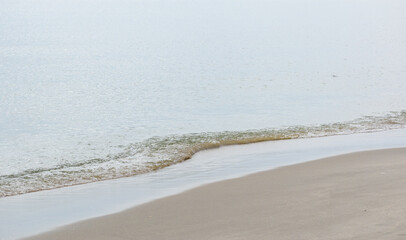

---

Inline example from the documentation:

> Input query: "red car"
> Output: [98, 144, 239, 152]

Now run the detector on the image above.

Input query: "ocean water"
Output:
[1, 0, 406, 197]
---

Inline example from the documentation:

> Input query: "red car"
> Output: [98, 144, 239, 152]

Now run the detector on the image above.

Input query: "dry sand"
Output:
[25, 148, 406, 240]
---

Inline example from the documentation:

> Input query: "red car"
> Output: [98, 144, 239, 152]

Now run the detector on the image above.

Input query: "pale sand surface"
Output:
[25, 148, 406, 240]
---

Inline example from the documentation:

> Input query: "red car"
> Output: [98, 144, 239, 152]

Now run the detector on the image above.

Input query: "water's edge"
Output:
[1, 111, 405, 198]
[1, 128, 405, 240]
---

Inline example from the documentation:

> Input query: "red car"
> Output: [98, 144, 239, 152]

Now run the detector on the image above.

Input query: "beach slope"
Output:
[25, 148, 406, 240]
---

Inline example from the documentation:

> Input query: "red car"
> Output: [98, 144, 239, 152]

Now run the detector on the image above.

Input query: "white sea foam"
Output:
[1, 112, 405, 197]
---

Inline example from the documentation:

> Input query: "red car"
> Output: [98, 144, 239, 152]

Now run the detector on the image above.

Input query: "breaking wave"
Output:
[1, 111, 405, 197]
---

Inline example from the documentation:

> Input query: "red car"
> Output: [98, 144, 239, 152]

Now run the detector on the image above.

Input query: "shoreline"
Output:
[2, 129, 404, 240]
[25, 147, 406, 240]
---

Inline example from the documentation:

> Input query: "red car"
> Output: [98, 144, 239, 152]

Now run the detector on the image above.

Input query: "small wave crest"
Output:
[1, 111, 405, 197]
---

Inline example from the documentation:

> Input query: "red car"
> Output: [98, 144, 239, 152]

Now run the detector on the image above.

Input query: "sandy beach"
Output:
[24, 147, 406, 240]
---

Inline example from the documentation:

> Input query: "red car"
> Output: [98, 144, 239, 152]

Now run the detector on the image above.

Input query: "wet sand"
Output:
[24, 148, 406, 240]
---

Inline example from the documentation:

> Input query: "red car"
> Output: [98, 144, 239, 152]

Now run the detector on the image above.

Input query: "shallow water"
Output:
[0, 129, 405, 240]
[1, 0, 406, 195]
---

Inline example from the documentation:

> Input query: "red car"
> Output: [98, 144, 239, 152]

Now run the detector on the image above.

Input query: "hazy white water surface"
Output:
[1, 0, 406, 196]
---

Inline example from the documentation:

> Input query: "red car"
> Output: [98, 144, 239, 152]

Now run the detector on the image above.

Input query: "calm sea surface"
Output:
[1, 0, 406, 196]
